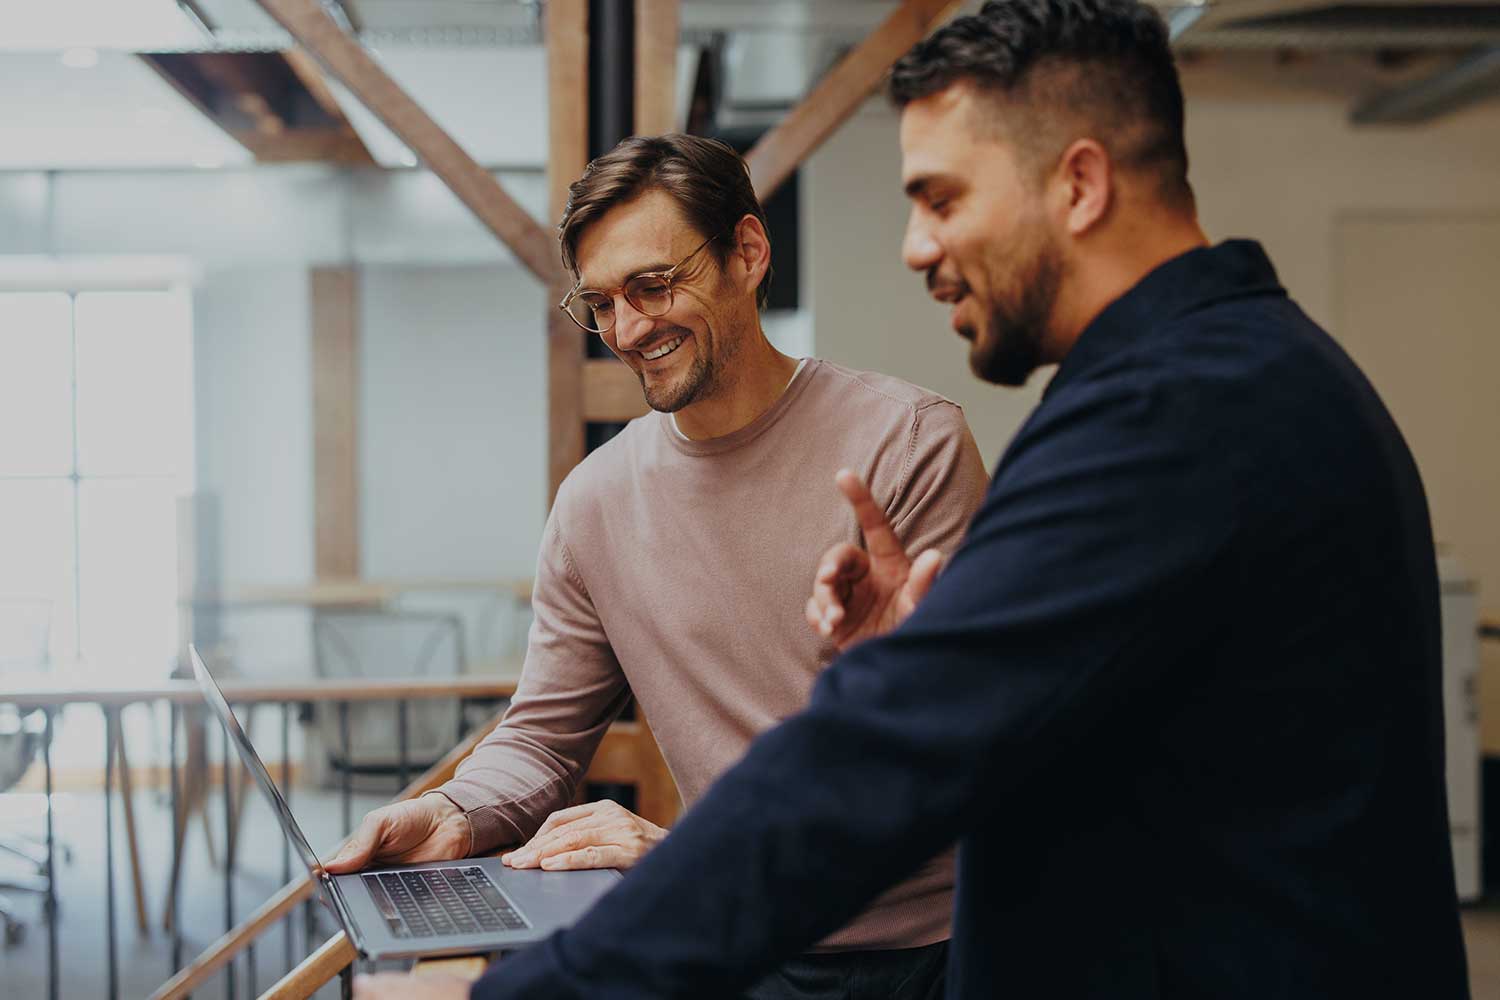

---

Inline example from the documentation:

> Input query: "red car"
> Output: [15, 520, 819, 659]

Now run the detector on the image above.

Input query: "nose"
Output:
[902, 210, 941, 273]
[612, 294, 655, 353]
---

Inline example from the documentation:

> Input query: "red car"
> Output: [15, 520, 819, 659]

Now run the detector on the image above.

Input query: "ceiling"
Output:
[0, 0, 1495, 171]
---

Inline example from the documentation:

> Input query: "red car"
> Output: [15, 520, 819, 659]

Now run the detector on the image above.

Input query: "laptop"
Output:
[188, 644, 622, 960]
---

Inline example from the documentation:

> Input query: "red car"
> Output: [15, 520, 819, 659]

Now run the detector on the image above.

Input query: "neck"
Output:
[1045, 215, 1210, 364]
[674, 324, 799, 440]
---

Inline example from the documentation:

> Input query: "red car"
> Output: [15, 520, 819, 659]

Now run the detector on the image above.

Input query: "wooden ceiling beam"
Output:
[255, 0, 563, 284]
[745, 0, 960, 202]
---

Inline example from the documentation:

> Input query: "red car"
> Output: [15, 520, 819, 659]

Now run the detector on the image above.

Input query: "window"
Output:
[0, 288, 193, 679]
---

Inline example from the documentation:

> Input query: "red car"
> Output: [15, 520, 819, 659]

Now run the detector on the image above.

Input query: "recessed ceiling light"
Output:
[399, 151, 418, 167]
[60, 47, 100, 69]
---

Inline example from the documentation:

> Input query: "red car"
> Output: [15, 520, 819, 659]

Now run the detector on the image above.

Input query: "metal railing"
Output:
[5, 675, 519, 1000]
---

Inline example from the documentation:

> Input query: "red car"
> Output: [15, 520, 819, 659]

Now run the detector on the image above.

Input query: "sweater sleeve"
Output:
[436, 503, 632, 853]
[887, 399, 989, 557]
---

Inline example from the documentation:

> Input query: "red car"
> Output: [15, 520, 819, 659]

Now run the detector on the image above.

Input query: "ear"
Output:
[729, 213, 772, 295]
[1054, 138, 1112, 237]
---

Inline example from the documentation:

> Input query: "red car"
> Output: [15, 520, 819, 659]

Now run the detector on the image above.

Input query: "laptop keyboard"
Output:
[362, 866, 529, 939]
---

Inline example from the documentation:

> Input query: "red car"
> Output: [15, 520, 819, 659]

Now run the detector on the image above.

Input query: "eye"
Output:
[630, 278, 670, 298]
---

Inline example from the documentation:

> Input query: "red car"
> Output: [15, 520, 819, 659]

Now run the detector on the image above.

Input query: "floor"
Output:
[1, 788, 1498, 999]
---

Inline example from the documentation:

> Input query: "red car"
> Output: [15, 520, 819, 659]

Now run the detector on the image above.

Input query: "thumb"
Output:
[903, 549, 944, 608]
[327, 819, 380, 872]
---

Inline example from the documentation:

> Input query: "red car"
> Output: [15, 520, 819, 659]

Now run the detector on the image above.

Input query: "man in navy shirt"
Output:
[357, 0, 1469, 997]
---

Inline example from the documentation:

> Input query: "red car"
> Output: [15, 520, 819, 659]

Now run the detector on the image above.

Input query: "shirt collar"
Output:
[1045, 239, 1285, 399]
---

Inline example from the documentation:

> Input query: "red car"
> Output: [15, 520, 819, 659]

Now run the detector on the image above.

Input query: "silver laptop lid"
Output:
[188, 645, 330, 890]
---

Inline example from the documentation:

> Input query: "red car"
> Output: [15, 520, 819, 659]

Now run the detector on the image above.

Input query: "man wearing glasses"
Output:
[330, 133, 988, 999]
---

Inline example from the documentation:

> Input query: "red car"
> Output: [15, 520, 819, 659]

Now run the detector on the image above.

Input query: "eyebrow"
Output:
[579, 261, 675, 291]
[903, 173, 959, 201]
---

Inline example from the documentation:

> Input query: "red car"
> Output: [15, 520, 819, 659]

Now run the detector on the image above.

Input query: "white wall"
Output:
[192, 266, 317, 674]
[799, 66, 1500, 748]
[359, 264, 546, 583]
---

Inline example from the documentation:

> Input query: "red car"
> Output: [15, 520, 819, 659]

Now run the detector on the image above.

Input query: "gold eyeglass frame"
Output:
[558, 235, 717, 334]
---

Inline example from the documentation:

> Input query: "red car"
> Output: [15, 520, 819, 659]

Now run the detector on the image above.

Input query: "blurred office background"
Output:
[0, 0, 1497, 996]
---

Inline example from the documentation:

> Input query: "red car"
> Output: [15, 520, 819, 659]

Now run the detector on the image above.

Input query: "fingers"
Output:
[504, 825, 602, 869]
[501, 802, 607, 866]
[504, 812, 652, 870]
[539, 844, 633, 871]
[835, 469, 906, 563]
[904, 548, 945, 608]
[325, 814, 383, 873]
[808, 543, 869, 638]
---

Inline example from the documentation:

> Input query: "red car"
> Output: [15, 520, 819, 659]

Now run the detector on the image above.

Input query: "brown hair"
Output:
[558, 133, 773, 308]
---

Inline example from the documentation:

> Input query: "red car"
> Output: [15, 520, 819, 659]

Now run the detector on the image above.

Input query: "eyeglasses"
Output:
[559, 235, 717, 334]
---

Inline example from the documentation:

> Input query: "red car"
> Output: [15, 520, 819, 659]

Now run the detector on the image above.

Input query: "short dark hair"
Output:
[890, 0, 1193, 211]
[558, 133, 773, 308]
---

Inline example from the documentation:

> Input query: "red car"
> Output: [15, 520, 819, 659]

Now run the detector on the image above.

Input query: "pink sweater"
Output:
[439, 359, 989, 951]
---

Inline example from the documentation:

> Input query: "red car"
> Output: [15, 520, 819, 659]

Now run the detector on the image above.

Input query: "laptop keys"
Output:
[365, 866, 528, 938]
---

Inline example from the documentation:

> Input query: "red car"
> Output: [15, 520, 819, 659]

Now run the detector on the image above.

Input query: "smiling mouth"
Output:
[641, 334, 687, 361]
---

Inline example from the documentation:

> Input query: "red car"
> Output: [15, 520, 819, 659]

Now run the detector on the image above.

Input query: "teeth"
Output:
[642, 334, 686, 361]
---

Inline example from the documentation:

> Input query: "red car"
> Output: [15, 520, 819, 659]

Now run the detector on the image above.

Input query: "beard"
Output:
[636, 324, 731, 413]
[641, 348, 712, 412]
[966, 227, 1064, 387]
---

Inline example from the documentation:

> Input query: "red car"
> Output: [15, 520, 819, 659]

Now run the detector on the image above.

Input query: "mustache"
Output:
[925, 268, 969, 299]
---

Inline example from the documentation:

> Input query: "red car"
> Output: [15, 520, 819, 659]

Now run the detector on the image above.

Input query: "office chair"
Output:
[0, 597, 56, 946]
[311, 610, 466, 791]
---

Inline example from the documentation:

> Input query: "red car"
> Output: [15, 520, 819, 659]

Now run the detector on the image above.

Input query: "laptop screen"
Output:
[189, 645, 332, 893]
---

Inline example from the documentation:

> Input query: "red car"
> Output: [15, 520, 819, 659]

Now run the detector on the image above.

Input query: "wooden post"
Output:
[634, 0, 680, 136]
[311, 266, 360, 580]
[548, 0, 590, 504]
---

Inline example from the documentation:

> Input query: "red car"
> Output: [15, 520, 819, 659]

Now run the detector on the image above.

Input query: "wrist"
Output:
[422, 791, 473, 854]
[422, 790, 462, 820]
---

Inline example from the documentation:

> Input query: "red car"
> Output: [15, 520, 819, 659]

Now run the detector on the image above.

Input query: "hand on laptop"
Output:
[501, 799, 665, 871]
[325, 792, 472, 874]
[805, 469, 946, 650]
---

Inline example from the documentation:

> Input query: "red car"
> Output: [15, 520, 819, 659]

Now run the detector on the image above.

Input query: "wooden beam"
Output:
[582, 358, 649, 423]
[281, 47, 378, 164]
[260, 931, 357, 999]
[548, 0, 590, 504]
[311, 266, 360, 580]
[745, 0, 960, 202]
[635, 0, 681, 135]
[255, 0, 562, 283]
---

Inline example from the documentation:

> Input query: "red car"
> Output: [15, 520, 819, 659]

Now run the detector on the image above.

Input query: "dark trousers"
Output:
[744, 941, 949, 1000]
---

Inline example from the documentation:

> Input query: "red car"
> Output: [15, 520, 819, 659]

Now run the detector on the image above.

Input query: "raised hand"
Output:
[500, 799, 666, 871]
[805, 469, 945, 650]
[324, 793, 472, 874]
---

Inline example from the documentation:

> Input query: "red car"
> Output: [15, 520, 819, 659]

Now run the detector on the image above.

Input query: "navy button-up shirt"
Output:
[476, 241, 1469, 999]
